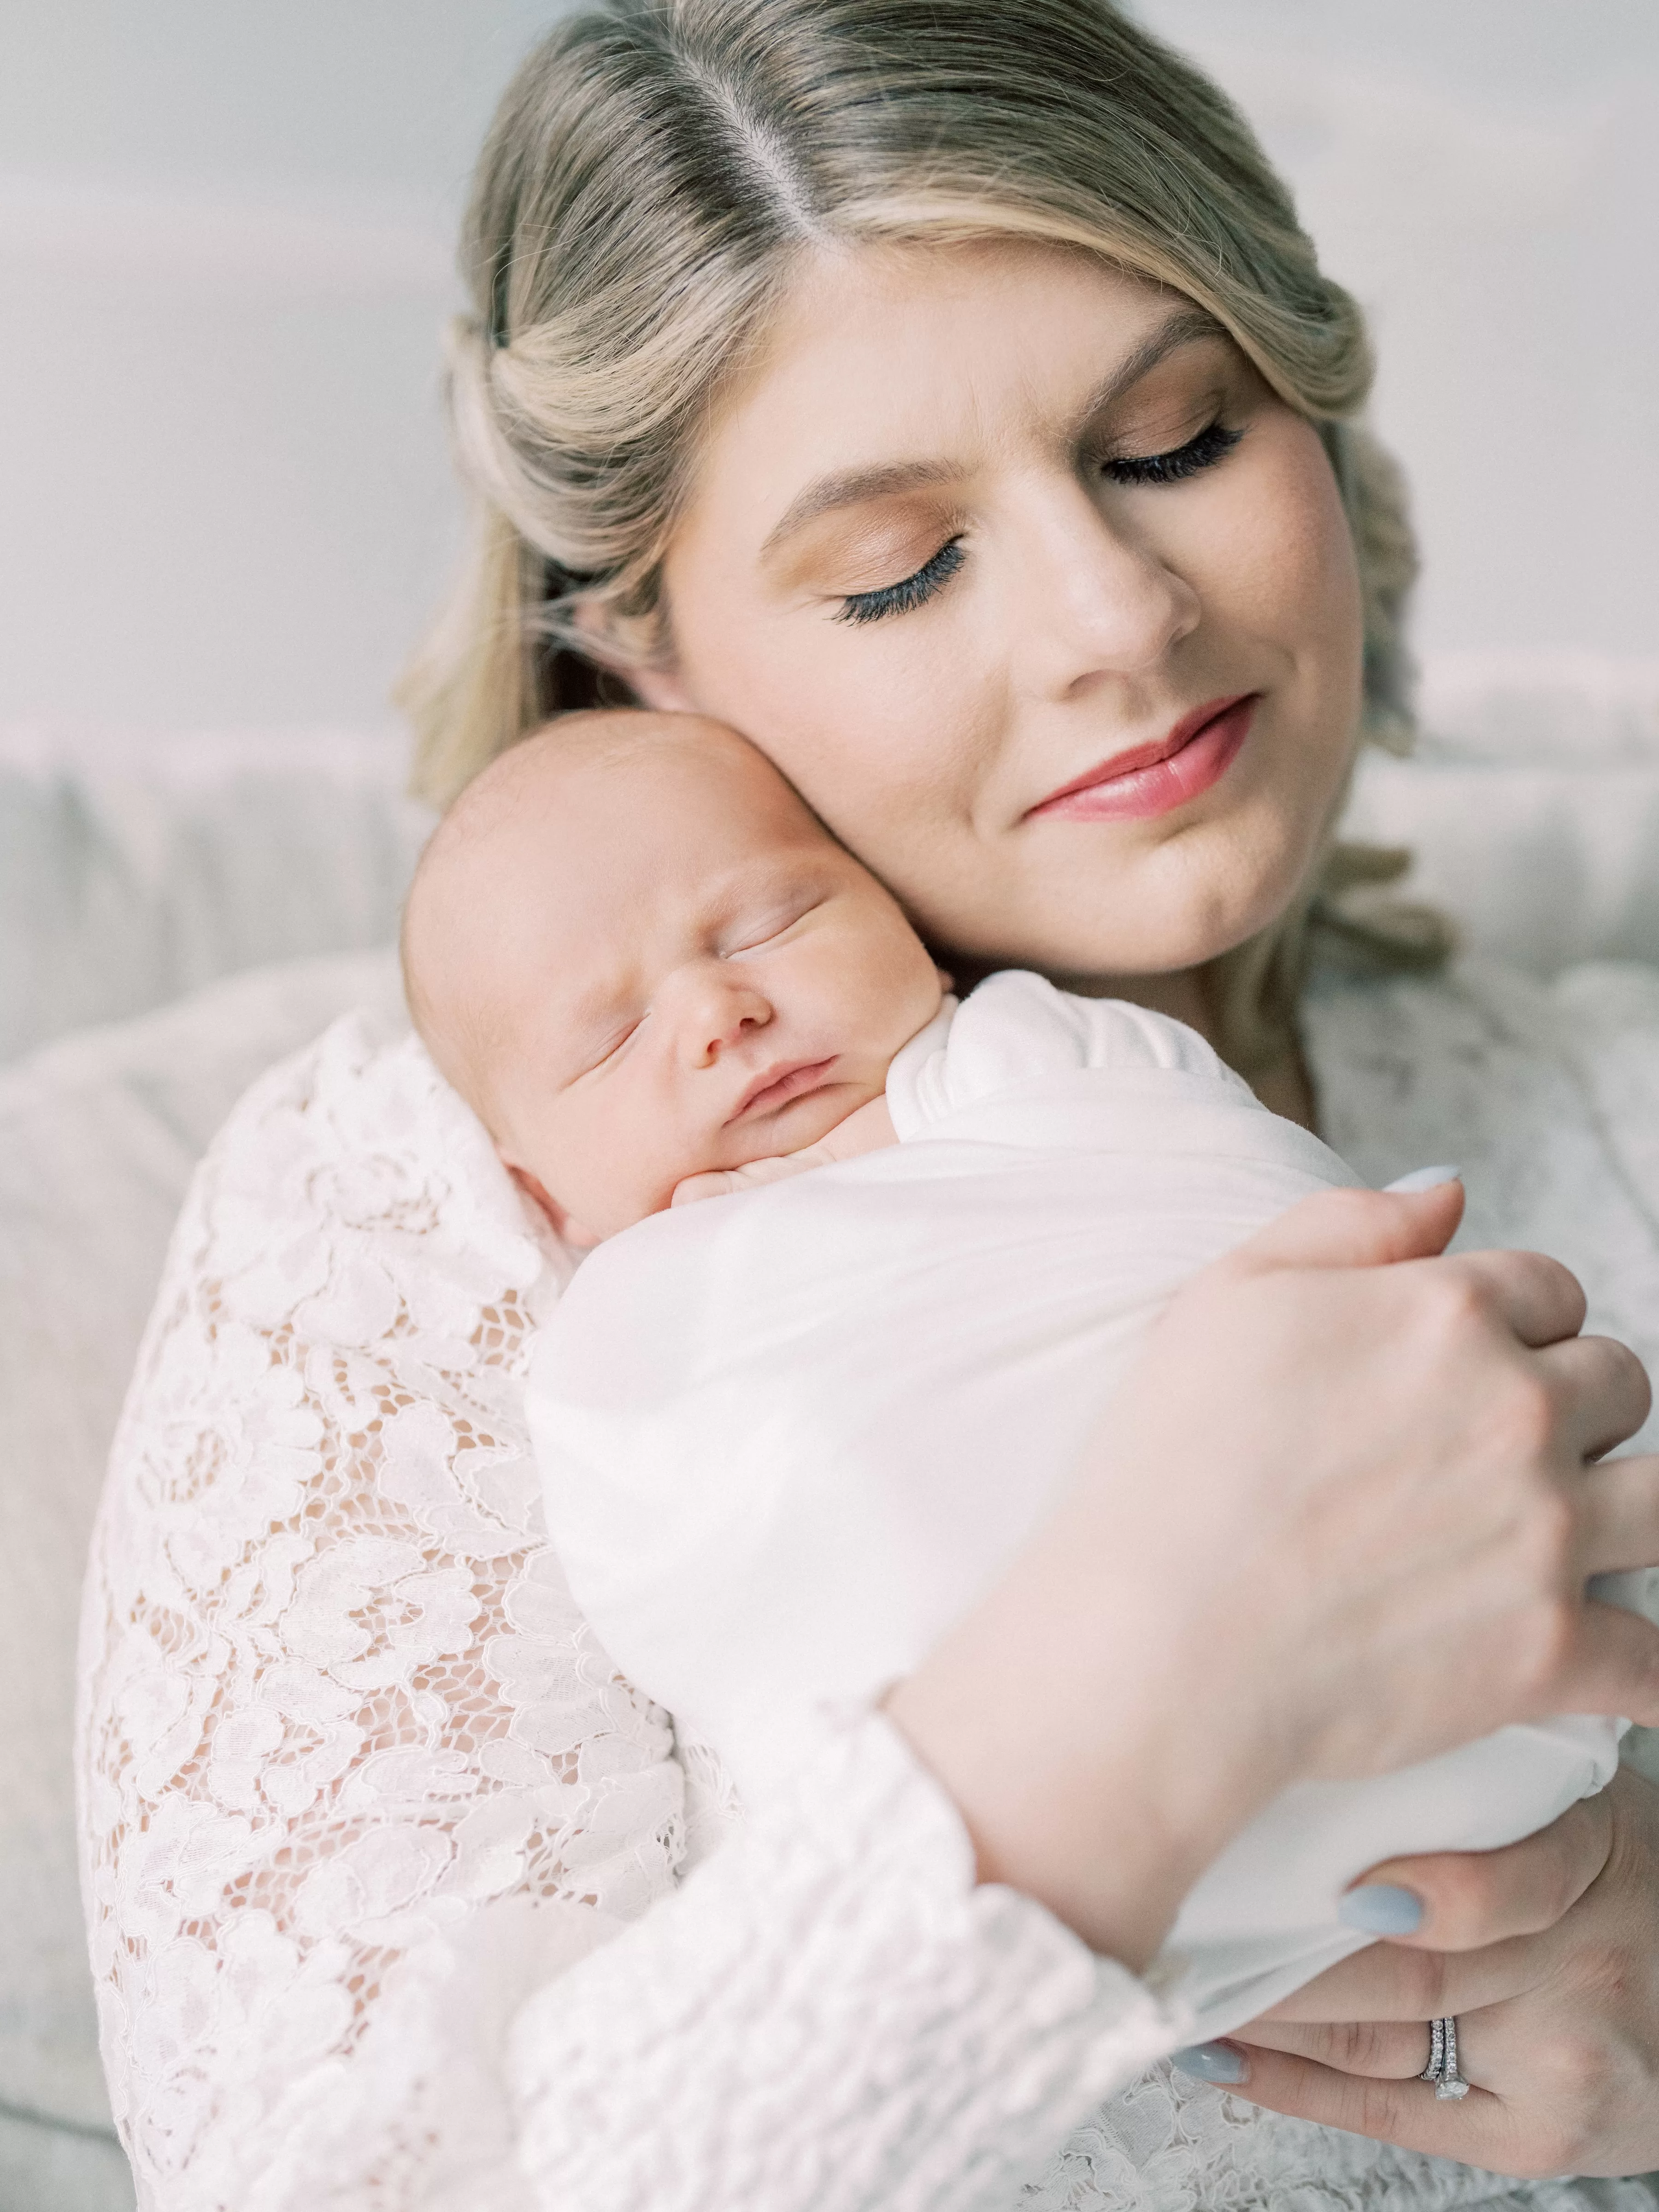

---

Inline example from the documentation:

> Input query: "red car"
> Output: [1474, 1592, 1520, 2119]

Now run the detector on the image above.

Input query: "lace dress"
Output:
[75, 952, 1659, 2212]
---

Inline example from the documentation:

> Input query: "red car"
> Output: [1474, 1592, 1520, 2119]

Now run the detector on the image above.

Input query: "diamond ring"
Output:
[1420, 2015, 1471, 2101]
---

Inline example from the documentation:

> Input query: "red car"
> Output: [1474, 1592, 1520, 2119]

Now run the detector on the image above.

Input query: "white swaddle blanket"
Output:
[529, 970, 1630, 2038]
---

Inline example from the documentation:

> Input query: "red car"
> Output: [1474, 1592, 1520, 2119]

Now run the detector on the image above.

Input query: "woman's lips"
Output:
[1026, 694, 1259, 824]
[730, 1056, 838, 1123]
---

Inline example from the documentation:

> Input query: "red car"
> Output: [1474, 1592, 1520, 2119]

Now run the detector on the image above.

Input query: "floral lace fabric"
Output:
[74, 1004, 1175, 2211]
[76, 961, 1659, 2211]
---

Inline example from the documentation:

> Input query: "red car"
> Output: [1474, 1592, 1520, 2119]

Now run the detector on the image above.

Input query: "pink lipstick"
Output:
[1027, 694, 1259, 824]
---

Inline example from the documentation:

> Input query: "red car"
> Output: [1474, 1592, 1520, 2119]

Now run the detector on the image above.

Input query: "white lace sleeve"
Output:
[75, 1013, 1183, 2212]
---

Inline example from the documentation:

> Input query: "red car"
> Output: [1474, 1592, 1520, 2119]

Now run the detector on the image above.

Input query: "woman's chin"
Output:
[957, 888, 1306, 988]
[953, 814, 1327, 984]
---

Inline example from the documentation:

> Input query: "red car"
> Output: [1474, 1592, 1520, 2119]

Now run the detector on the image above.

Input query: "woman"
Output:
[77, 3, 1659, 2206]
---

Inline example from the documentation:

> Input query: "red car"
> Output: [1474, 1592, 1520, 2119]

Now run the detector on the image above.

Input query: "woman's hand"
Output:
[886, 1181, 1659, 1973]
[1220, 1764, 1659, 2177]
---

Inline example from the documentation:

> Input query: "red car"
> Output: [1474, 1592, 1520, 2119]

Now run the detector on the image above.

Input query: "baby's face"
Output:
[410, 717, 943, 1242]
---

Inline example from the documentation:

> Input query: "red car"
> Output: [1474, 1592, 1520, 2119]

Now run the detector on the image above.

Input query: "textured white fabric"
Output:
[531, 974, 1351, 1814]
[0, 948, 405, 2212]
[75, 995, 1184, 2212]
[529, 970, 1634, 2044]
[74, 951, 1659, 2212]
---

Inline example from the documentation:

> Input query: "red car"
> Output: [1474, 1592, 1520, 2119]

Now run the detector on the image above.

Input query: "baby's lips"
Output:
[729, 1055, 838, 1122]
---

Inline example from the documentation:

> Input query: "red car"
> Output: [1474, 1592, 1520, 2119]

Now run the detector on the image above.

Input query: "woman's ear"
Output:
[506, 1163, 602, 1249]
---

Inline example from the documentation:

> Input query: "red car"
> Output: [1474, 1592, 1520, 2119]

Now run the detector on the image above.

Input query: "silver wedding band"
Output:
[1420, 2016, 1471, 2101]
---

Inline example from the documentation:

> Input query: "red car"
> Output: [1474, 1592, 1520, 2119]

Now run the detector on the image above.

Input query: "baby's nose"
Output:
[677, 967, 773, 1064]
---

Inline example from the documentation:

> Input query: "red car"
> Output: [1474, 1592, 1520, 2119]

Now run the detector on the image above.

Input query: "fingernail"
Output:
[1339, 1883, 1424, 1935]
[1384, 1165, 1461, 1194]
[1172, 2041, 1249, 2085]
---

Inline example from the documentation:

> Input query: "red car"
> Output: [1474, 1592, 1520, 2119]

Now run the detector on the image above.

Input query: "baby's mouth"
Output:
[729, 1057, 839, 1123]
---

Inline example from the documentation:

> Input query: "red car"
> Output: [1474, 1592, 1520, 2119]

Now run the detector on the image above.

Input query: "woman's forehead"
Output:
[686, 241, 1223, 539]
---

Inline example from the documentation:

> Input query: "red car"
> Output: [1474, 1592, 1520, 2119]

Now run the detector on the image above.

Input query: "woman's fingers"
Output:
[1235, 2015, 1443, 2080]
[1329, 1792, 1615, 1960]
[1232, 1189, 1591, 1353]
[1221, 1182, 1463, 1276]
[1257, 1929, 1542, 2025]
[1434, 1245, 1588, 1351]
[1536, 1335, 1655, 1462]
[1202, 2046, 1533, 2173]
[1559, 1593, 1659, 1727]
[1578, 1450, 1659, 1572]
[1259, 1783, 1624, 2026]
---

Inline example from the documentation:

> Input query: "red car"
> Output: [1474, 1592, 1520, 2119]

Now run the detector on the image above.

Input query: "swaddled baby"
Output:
[403, 708, 1636, 2042]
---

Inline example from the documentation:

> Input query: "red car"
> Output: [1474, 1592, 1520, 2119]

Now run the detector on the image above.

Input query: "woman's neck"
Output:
[1034, 959, 1318, 1131]
[1062, 962, 1213, 1036]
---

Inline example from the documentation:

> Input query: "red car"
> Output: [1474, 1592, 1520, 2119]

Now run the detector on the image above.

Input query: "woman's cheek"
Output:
[765, 649, 987, 860]
[1235, 421, 1364, 674]
[1206, 438, 1363, 815]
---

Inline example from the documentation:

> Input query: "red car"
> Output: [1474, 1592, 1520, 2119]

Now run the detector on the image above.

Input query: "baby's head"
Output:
[402, 711, 944, 1244]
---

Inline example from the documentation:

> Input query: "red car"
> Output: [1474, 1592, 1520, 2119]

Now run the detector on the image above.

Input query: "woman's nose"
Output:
[1012, 481, 1201, 697]
[665, 965, 774, 1067]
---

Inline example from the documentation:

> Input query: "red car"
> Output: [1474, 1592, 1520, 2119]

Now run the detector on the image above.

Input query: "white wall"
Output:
[0, 0, 549, 735]
[1136, 0, 1659, 669]
[0, 2, 1654, 736]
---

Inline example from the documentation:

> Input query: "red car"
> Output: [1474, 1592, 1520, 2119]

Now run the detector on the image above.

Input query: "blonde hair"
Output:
[402, 0, 1441, 1069]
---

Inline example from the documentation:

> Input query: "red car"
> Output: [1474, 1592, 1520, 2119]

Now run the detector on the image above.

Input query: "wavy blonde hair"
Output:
[402, 0, 1441, 1071]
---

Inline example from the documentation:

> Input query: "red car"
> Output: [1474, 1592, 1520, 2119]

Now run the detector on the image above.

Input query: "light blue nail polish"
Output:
[1339, 1883, 1424, 1935]
[1383, 1165, 1462, 1194]
[1172, 2041, 1248, 2086]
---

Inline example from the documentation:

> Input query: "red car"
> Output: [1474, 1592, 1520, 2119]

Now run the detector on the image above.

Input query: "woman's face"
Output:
[632, 241, 1365, 985]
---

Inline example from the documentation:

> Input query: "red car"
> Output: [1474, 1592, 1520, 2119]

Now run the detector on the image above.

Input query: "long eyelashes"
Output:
[837, 537, 966, 627]
[835, 418, 1243, 626]
[1103, 418, 1243, 486]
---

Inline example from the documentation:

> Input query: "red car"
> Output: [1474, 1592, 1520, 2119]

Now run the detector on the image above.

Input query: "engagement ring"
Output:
[1420, 2016, 1471, 2101]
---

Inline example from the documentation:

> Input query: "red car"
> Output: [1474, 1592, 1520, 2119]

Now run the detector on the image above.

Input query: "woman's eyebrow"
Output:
[1077, 305, 1230, 423]
[759, 304, 1229, 560]
[760, 458, 959, 559]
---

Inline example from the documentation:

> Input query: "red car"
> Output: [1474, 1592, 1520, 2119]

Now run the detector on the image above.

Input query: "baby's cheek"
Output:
[630, 1115, 725, 1225]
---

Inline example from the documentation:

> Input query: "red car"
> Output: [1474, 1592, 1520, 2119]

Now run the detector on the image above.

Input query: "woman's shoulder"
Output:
[193, 1000, 575, 1357]
[206, 999, 529, 1239]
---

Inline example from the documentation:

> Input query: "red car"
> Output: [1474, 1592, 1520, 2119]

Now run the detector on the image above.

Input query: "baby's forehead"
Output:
[410, 714, 844, 998]
[535, 725, 828, 871]
[438, 724, 830, 943]
[405, 719, 852, 1094]
[552, 718, 798, 809]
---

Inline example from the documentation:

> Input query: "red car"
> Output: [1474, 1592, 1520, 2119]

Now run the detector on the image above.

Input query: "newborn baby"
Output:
[400, 709, 942, 1245]
[403, 708, 1635, 2043]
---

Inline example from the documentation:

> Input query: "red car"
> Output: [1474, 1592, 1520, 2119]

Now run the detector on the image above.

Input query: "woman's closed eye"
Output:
[834, 420, 1241, 627]
[1103, 417, 1242, 487]
[836, 537, 966, 627]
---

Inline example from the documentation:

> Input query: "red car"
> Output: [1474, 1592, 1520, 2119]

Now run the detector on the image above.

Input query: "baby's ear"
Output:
[935, 965, 955, 994]
[505, 1164, 603, 1249]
